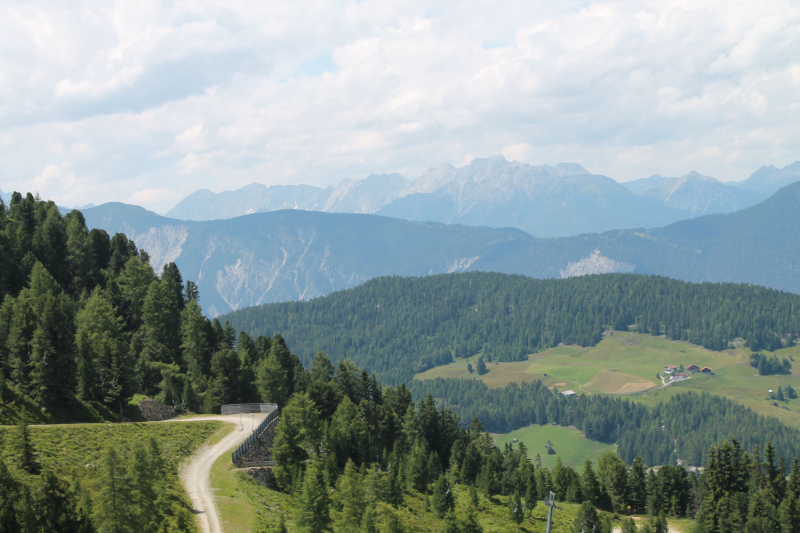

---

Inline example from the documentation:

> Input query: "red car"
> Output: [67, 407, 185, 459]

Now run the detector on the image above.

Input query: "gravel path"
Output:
[173, 414, 268, 533]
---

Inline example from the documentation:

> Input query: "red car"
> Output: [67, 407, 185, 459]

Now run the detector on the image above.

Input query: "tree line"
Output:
[222, 271, 799, 384]
[410, 378, 800, 468]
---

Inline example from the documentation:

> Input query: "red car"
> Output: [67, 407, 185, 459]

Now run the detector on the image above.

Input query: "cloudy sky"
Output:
[1, 0, 799, 213]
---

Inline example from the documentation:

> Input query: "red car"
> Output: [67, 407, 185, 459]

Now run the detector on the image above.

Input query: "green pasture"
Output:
[416, 332, 800, 427]
[494, 425, 617, 470]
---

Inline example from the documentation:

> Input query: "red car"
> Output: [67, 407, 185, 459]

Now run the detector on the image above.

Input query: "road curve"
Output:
[172, 414, 268, 533]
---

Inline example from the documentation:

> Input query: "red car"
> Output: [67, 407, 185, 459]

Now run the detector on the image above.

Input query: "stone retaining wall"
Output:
[237, 416, 279, 466]
[244, 467, 277, 489]
[138, 399, 176, 421]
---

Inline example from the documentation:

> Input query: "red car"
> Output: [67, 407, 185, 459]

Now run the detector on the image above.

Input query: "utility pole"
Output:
[543, 491, 562, 533]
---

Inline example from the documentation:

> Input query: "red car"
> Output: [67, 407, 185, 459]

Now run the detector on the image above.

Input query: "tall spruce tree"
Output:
[295, 460, 331, 533]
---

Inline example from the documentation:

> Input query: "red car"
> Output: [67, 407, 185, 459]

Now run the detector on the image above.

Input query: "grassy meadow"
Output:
[494, 425, 617, 470]
[416, 332, 800, 427]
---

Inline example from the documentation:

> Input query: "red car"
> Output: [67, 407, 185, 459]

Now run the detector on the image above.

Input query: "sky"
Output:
[1, 0, 799, 213]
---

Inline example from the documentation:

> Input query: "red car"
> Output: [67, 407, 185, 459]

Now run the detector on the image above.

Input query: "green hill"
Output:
[223, 271, 799, 384]
[417, 332, 800, 428]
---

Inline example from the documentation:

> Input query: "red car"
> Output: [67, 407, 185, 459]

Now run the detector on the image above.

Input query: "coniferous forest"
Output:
[223, 272, 799, 384]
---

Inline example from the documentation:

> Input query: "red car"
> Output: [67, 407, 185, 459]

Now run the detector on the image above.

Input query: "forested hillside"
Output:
[0, 192, 304, 420]
[409, 378, 800, 467]
[223, 272, 799, 383]
[222, 344, 800, 533]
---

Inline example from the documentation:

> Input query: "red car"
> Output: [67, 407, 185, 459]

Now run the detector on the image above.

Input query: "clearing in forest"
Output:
[415, 332, 800, 425]
[494, 424, 616, 470]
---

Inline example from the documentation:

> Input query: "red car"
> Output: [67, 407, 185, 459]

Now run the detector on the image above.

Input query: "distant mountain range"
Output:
[734, 161, 800, 195]
[165, 157, 800, 237]
[621, 171, 765, 215]
[82, 180, 800, 315]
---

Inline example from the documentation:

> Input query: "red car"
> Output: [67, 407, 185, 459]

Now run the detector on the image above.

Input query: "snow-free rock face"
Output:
[560, 250, 635, 278]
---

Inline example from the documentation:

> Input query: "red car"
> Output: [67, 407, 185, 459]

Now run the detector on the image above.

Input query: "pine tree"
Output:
[0, 459, 20, 533]
[116, 256, 156, 332]
[432, 474, 454, 518]
[476, 357, 487, 376]
[582, 458, 601, 507]
[141, 278, 181, 366]
[620, 517, 638, 533]
[27, 469, 85, 533]
[93, 446, 134, 533]
[509, 491, 525, 524]
[629, 457, 648, 514]
[12, 408, 39, 474]
[332, 459, 366, 532]
[294, 460, 331, 533]
[360, 504, 377, 533]
[272, 393, 322, 491]
[439, 511, 459, 533]
[460, 504, 484, 533]
[128, 446, 159, 533]
[572, 501, 600, 533]
[182, 379, 199, 413]
[180, 299, 210, 389]
[257, 350, 289, 409]
[328, 396, 368, 470]
[405, 439, 430, 493]
[75, 288, 132, 409]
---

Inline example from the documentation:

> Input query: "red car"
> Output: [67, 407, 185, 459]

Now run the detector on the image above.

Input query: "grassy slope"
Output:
[416, 332, 800, 428]
[494, 426, 617, 470]
[210, 456, 693, 533]
[0, 420, 226, 520]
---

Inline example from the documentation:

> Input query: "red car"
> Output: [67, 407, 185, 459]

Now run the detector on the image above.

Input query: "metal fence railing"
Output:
[221, 403, 278, 415]
[230, 405, 279, 465]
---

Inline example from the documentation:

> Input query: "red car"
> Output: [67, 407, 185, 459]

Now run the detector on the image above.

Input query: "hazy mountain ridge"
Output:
[82, 181, 800, 316]
[734, 161, 800, 195]
[635, 171, 764, 214]
[165, 157, 800, 238]
[376, 157, 682, 237]
[168, 156, 685, 237]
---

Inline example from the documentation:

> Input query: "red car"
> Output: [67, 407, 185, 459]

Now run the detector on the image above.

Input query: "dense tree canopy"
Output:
[223, 272, 799, 383]
[410, 379, 800, 468]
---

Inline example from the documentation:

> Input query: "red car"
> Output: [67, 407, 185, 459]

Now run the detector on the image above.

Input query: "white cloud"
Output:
[0, 0, 799, 211]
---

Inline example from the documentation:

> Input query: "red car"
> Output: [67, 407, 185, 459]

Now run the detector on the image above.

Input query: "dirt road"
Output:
[173, 414, 268, 533]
